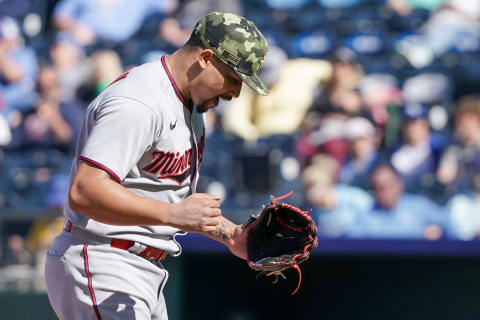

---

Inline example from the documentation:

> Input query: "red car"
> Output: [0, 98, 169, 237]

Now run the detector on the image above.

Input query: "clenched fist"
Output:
[169, 193, 222, 233]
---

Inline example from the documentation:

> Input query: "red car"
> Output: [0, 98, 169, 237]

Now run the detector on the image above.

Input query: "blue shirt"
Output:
[347, 194, 449, 239]
[54, 0, 176, 42]
[315, 184, 374, 238]
[339, 151, 379, 189]
[0, 46, 38, 114]
[7, 99, 84, 152]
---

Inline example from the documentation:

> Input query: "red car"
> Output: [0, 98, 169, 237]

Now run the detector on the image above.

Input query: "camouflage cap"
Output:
[194, 12, 269, 96]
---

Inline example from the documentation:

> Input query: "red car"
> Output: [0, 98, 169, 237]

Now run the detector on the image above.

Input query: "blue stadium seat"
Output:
[245, 7, 275, 32]
[286, 5, 329, 33]
[266, 0, 312, 9]
[328, 8, 386, 35]
[288, 30, 334, 58]
[344, 31, 388, 55]
[384, 8, 431, 32]
[319, 0, 362, 9]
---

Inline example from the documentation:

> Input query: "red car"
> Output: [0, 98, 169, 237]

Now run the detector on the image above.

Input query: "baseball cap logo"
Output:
[221, 49, 240, 66]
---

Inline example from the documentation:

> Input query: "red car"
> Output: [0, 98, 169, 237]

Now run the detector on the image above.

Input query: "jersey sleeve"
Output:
[80, 97, 161, 182]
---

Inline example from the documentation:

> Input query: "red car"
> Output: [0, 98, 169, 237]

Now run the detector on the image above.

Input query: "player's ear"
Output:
[198, 49, 214, 69]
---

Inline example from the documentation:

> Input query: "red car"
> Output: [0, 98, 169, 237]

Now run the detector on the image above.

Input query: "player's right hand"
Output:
[169, 193, 221, 233]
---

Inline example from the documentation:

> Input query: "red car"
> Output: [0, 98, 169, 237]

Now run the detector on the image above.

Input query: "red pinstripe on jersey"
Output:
[79, 156, 121, 183]
[161, 56, 192, 111]
[107, 71, 130, 88]
[83, 244, 102, 320]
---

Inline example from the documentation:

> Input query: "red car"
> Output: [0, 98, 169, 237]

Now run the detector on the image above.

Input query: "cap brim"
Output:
[237, 72, 270, 96]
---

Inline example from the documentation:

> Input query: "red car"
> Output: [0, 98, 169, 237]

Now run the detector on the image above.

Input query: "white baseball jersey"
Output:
[65, 56, 206, 255]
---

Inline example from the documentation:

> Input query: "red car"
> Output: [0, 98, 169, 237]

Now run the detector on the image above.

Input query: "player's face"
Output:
[195, 55, 243, 113]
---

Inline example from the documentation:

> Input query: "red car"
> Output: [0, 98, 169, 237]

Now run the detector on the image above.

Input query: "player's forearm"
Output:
[201, 217, 238, 244]
[69, 163, 175, 226]
[201, 217, 248, 259]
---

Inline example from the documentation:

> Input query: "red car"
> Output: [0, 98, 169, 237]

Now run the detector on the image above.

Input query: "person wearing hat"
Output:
[44, 12, 269, 319]
[339, 116, 380, 189]
[50, 31, 90, 103]
[389, 102, 445, 194]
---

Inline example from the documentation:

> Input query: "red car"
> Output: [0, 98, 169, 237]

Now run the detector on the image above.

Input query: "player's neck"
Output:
[164, 51, 192, 102]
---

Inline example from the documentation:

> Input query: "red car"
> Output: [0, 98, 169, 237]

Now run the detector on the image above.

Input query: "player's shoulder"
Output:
[101, 59, 176, 115]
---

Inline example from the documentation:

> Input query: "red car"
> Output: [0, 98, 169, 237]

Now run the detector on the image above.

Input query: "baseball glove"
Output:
[244, 191, 318, 295]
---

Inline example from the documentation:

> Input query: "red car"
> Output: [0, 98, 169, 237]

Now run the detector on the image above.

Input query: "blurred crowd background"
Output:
[1, 0, 480, 292]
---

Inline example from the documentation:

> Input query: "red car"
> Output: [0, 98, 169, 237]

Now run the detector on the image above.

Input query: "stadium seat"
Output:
[319, 0, 362, 9]
[288, 30, 334, 58]
[344, 31, 388, 55]
[384, 8, 430, 32]
[286, 5, 329, 33]
[266, 0, 311, 9]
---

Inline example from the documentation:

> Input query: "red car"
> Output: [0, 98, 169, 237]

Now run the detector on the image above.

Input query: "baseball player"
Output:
[44, 12, 269, 320]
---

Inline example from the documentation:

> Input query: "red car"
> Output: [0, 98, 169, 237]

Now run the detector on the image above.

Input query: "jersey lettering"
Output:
[142, 130, 205, 184]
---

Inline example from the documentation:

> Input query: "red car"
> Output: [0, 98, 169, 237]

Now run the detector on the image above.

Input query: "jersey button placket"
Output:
[187, 109, 198, 194]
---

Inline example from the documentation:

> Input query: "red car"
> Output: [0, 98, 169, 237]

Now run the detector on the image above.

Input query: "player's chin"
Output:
[198, 97, 219, 113]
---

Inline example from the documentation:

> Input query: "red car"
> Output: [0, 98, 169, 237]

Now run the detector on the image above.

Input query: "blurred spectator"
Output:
[396, 0, 480, 68]
[0, 16, 38, 116]
[437, 95, 480, 193]
[223, 46, 331, 141]
[4, 234, 33, 265]
[76, 49, 123, 104]
[447, 173, 480, 240]
[302, 154, 374, 238]
[54, 0, 178, 46]
[50, 32, 91, 103]
[160, 0, 243, 47]
[311, 53, 364, 115]
[424, 0, 480, 53]
[389, 102, 446, 193]
[7, 66, 84, 152]
[359, 73, 402, 127]
[348, 163, 449, 239]
[357, 73, 403, 151]
[297, 54, 366, 168]
[25, 216, 64, 291]
[296, 107, 350, 168]
[387, 0, 447, 16]
[339, 116, 380, 189]
[26, 216, 63, 258]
